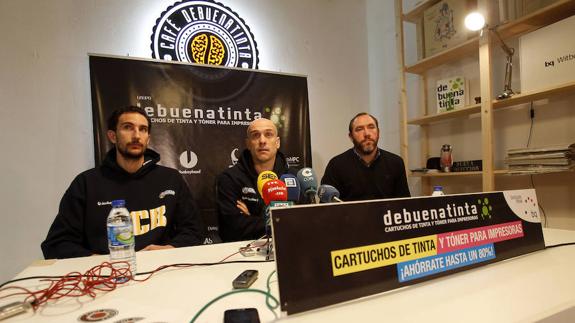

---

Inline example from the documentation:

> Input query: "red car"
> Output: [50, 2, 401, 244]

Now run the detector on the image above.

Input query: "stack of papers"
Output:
[504, 143, 575, 174]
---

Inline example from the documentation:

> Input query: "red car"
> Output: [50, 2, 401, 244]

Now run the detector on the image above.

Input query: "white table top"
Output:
[2, 228, 575, 323]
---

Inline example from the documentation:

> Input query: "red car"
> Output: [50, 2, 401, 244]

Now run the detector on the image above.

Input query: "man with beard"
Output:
[216, 118, 299, 242]
[321, 112, 410, 201]
[41, 106, 206, 259]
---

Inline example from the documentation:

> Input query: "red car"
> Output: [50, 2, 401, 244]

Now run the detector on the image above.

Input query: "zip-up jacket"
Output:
[216, 149, 297, 242]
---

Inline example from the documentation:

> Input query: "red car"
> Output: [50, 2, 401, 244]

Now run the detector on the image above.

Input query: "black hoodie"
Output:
[216, 149, 297, 242]
[41, 148, 206, 259]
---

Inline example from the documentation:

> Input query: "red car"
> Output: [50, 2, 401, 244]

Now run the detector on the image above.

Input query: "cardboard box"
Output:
[519, 15, 575, 93]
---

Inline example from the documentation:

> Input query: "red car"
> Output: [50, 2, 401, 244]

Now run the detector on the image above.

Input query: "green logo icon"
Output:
[449, 77, 464, 91]
[265, 107, 286, 129]
[478, 198, 492, 219]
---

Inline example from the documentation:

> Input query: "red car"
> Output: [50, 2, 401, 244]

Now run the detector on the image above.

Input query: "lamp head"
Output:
[464, 12, 486, 31]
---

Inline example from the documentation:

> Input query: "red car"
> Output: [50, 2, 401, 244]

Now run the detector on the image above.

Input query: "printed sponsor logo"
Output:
[159, 189, 176, 199]
[97, 201, 112, 207]
[286, 156, 300, 165]
[283, 177, 297, 187]
[229, 148, 239, 167]
[382, 200, 480, 233]
[137, 101, 262, 126]
[179, 151, 202, 174]
[131, 205, 168, 235]
[151, 0, 259, 69]
[242, 187, 256, 195]
[180, 150, 198, 168]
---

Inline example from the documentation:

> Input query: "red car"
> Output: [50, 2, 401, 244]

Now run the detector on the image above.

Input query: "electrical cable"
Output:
[526, 102, 547, 228]
[0, 237, 271, 289]
[0, 259, 273, 289]
[0, 239, 276, 319]
[0, 261, 133, 310]
[189, 271, 279, 323]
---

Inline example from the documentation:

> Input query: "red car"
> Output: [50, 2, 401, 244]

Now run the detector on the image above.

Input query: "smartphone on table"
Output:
[223, 308, 260, 323]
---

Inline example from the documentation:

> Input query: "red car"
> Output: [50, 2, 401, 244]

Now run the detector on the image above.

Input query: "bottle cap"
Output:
[111, 200, 126, 207]
[433, 186, 443, 191]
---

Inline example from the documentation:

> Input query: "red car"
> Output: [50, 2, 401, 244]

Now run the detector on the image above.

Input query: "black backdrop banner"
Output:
[89, 54, 311, 238]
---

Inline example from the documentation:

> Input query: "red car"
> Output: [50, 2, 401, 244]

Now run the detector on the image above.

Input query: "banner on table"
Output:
[271, 189, 544, 314]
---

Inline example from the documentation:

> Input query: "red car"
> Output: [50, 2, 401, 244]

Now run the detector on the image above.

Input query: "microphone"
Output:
[261, 179, 290, 207]
[280, 174, 300, 202]
[318, 184, 343, 203]
[297, 167, 318, 204]
[257, 171, 278, 196]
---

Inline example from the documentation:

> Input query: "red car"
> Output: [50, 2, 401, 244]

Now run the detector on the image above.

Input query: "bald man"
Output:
[215, 118, 298, 242]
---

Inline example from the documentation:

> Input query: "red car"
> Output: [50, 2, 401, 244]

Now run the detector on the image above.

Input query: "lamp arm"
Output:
[489, 28, 514, 56]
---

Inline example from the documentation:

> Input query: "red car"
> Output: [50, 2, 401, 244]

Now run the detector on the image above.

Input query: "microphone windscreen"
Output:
[257, 171, 278, 196]
[318, 184, 340, 203]
[296, 167, 318, 194]
[261, 179, 287, 205]
[280, 174, 300, 202]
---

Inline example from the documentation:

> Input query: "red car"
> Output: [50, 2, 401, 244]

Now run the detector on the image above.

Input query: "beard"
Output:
[117, 142, 146, 160]
[353, 138, 378, 155]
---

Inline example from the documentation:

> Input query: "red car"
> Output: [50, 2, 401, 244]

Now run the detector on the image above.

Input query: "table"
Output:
[1, 228, 575, 322]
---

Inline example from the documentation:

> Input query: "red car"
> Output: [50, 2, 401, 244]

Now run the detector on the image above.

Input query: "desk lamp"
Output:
[465, 12, 515, 100]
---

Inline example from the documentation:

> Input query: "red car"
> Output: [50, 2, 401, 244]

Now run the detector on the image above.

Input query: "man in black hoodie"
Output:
[41, 106, 205, 259]
[216, 118, 296, 242]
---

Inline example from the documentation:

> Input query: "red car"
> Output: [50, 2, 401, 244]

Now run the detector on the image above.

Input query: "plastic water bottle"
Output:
[431, 185, 445, 196]
[107, 200, 136, 281]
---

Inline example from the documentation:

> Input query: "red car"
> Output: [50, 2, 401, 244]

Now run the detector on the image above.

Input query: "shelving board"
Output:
[407, 81, 575, 126]
[410, 169, 574, 177]
[405, 37, 479, 75]
[410, 171, 483, 177]
[407, 103, 481, 125]
[493, 81, 575, 109]
[497, 0, 575, 40]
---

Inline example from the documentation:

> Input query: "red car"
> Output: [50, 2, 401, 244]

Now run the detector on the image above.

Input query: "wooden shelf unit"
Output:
[396, 0, 575, 194]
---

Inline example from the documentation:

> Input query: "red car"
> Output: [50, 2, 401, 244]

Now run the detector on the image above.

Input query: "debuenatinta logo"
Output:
[151, 0, 259, 68]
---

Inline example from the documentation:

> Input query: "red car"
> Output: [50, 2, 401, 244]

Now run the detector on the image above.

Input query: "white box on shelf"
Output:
[519, 15, 575, 93]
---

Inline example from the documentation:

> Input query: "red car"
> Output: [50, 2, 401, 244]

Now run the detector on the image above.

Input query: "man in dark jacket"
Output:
[216, 118, 296, 242]
[41, 106, 206, 259]
[322, 112, 410, 201]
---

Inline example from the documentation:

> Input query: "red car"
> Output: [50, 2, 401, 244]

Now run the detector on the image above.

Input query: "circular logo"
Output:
[151, 0, 259, 68]
[179, 151, 198, 169]
[78, 309, 119, 322]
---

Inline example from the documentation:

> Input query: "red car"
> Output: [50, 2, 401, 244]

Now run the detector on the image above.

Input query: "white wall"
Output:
[0, 0, 396, 282]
